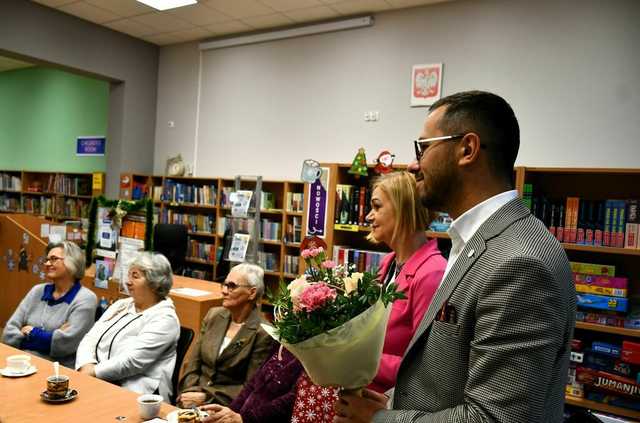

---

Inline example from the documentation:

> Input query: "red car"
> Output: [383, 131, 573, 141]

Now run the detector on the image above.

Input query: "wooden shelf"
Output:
[0, 189, 21, 193]
[562, 243, 640, 256]
[188, 231, 217, 238]
[57, 193, 92, 199]
[426, 230, 450, 239]
[22, 191, 56, 195]
[285, 242, 301, 248]
[575, 322, 640, 338]
[334, 224, 371, 233]
[565, 395, 640, 420]
[286, 210, 304, 216]
[163, 202, 217, 209]
[283, 273, 298, 279]
[260, 239, 282, 245]
[185, 257, 214, 265]
[264, 270, 281, 276]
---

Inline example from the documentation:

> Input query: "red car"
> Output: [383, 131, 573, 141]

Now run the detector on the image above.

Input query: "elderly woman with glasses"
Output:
[2, 241, 97, 369]
[75, 252, 180, 402]
[177, 263, 274, 408]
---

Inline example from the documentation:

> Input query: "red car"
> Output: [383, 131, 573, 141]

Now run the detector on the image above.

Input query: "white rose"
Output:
[344, 272, 364, 294]
[288, 276, 310, 302]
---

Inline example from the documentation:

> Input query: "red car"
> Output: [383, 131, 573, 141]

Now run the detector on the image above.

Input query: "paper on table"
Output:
[170, 287, 211, 297]
[49, 225, 66, 242]
[40, 224, 50, 238]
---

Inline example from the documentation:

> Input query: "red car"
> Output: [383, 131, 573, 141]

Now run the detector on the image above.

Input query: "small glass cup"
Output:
[46, 375, 69, 399]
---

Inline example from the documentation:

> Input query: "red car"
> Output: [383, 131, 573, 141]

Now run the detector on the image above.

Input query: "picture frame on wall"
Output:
[410, 63, 443, 107]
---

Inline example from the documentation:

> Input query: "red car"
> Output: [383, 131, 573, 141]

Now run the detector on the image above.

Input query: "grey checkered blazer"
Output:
[373, 198, 576, 423]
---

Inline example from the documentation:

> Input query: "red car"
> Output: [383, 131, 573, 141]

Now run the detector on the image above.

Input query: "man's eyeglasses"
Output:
[413, 134, 465, 162]
[44, 256, 64, 264]
[221, 281, 253, 291]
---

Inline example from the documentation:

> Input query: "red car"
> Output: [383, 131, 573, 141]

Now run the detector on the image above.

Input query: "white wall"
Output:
[154, 0, 640, 179]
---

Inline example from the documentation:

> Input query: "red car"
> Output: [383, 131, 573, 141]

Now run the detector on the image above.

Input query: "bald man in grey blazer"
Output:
[335, 91, 575, 423]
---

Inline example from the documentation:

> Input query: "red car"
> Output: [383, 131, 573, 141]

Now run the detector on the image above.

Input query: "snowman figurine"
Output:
[374, 150, 395, 174]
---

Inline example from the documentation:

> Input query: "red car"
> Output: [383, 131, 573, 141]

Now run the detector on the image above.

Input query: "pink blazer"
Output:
[369, 239, 446, 393]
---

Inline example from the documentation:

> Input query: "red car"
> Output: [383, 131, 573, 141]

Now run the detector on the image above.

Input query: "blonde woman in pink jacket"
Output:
[366, 171, 446, 393]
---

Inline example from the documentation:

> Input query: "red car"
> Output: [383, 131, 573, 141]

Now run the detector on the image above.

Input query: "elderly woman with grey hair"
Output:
[2, 241, 97, 369]
[75, 251, 180, 402]
[178, 263, 274, 408]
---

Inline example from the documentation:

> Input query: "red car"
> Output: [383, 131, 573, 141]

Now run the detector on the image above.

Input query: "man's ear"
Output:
[458, 133, 481, 167]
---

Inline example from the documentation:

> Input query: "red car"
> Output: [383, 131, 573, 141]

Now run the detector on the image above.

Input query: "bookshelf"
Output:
[121, 173, 306, 288]
[522, 167, 640, 420]
[0, 170, 105, 219]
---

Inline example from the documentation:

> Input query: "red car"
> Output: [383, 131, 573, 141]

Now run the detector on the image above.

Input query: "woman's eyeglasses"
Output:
[221, 281, 252, 291]
[44, 256, 64, 264]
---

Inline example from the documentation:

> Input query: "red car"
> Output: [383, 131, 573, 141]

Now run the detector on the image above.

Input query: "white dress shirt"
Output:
[443, 190, 519, 280]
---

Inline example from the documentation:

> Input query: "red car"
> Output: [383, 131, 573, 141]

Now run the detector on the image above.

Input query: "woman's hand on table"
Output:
[177, 392, 207, 408]
[78, 364, 96, 377]
[200, 404, 242, 423]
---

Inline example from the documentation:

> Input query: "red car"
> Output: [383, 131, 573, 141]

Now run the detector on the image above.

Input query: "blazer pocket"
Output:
[431, 320, 461, 337]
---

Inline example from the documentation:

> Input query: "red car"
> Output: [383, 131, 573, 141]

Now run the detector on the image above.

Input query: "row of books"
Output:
[285, 192, 304, 212]
[257, 251, 278, 272]
[160, 210, 215, 234]
[0, 173, 21, 191]
[23, 197, 54, 216]
[162, 181, 217, 205]
[55, 198, 90, 219]
[187, 240, 215, 263]
[260, 219, 281, 241]
[524, 190, 640, 249]
[285, 216, 302, 244]
[335, 184, 372, 226]
[331, 245, 387, 274]
[217, 217, 256, 237]
[0, 195, 20, 212]
[220, 188, 277, 210]
[152, 186, 163, 202]
[50, 174, 92, 196]
[183, 267, 213, 281]
[120, 217, 147, 241]
[284, 254, 300, 275]
[567, 337, 640, 412]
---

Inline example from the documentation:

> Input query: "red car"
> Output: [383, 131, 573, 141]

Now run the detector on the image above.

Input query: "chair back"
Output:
[153, 223, 188, 275]
[171, 326, 195, 405]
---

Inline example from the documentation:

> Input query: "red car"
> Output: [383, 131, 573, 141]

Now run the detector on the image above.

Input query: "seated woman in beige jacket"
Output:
[177, 263, 274, 407]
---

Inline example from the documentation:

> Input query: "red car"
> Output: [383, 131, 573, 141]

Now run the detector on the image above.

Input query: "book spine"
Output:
[334, 185, 343, 224]
[604, 200, 613, 247]
[625, 199, 639, 249]
[616, 200, 626, 248]
[556, 204, 565, 242]
[358, 186, 366, 226]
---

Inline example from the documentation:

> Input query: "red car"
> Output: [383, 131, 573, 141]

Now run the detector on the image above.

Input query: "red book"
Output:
[358, 186, 366, 225]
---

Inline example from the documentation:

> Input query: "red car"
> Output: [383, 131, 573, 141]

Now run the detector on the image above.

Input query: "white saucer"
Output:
[0, 365, 38, 377]
[166, 409, 209, 423]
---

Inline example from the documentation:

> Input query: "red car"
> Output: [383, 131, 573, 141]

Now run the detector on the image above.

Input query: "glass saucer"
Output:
[40, 389, 78, 403]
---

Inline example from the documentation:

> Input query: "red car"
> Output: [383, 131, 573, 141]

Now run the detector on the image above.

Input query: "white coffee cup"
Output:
[6, 354, 31, 372]
[137, 394, 163, 419]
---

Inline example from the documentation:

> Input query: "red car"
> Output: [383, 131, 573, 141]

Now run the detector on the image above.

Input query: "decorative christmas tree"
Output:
[348, 148, 368, 177]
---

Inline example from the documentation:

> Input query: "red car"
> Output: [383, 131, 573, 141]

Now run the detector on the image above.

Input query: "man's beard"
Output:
[417, 154, 459, 213]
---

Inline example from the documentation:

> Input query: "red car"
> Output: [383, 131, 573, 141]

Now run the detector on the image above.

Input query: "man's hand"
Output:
[334, 389, 388, 423]
[200, 404, 242, 423]
[59, 322, 71, 331]
[20, 325, 34, 336]
[178, 391, 207, 408]
[78, 364, 96, 377]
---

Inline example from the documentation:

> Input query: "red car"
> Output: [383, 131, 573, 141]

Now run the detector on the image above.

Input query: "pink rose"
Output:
[298, 283, 337, 312]
[321, 260, 336, 269]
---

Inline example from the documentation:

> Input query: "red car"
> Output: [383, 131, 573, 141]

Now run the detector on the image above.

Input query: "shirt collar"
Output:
[41, 281, 82, 305]
[447, 190, 519, 245]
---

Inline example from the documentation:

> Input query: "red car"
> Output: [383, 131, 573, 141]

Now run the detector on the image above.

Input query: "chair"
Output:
[171, 326, 195, 405]
[153, 223, 188, 275]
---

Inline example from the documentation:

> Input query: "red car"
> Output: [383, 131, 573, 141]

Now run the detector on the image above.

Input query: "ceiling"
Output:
[31, 0, 452, 46]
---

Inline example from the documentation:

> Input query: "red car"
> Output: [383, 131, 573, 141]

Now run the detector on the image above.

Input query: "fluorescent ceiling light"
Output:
[200, 16, 374, 51]
[136, 0, 197, 11]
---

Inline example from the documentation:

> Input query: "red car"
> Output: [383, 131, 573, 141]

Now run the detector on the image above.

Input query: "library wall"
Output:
[0, 0, 159, 198]
[154, 0, 640, 179]
[0, 67, 108, 172]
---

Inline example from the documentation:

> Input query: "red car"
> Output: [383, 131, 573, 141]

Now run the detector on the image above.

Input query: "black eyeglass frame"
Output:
[221, 281, 253, 291]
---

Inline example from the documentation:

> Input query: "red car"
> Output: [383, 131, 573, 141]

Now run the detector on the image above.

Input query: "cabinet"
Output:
[0, 170, 105, 219]
[522, 167, 640, 420]
[121, 173, 306, 292]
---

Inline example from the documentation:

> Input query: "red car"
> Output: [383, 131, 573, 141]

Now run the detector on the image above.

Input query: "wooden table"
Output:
[0, 343, 175, 422]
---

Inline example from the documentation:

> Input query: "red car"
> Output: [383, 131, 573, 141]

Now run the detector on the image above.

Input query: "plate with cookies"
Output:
[166, 408, 209, 423]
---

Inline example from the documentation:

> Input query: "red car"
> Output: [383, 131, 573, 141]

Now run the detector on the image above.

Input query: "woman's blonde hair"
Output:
[366, 171, 431, 245]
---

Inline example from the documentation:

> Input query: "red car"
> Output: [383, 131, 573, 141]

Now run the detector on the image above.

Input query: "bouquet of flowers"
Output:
[263, 247, 404, 390]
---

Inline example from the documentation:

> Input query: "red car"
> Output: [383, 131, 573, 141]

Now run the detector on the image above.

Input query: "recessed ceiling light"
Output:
[136, 0, 197, 11]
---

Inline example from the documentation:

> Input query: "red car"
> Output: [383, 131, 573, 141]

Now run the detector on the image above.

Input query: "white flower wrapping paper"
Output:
[262, 299, 391, 390]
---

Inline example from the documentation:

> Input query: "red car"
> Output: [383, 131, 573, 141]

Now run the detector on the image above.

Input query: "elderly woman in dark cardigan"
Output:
[200, 345, 303, 423]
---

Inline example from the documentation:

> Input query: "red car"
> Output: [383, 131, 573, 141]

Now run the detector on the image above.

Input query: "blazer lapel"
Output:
[209, 309, 231, 362]
[404, 198, 531, 355]
[216, 308, 260, 362]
